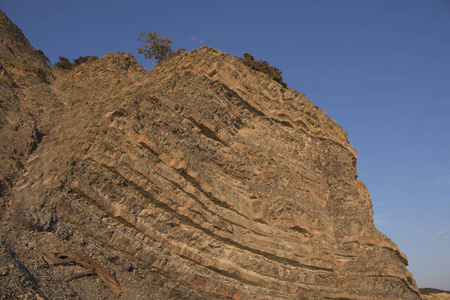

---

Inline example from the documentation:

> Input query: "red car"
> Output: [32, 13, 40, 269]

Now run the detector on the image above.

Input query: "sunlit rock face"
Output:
[1, 10, 420, 299]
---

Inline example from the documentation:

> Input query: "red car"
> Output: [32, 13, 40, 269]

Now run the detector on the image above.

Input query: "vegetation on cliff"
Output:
[420, 288, 450, 295]
[137, 30, 186, 65]
[54, 56, 74, 70]
[54, 55, 99, 70]
[239, 52, 288, 88]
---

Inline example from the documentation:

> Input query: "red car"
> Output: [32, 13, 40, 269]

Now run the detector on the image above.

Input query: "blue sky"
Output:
[2, 0, 449, 290]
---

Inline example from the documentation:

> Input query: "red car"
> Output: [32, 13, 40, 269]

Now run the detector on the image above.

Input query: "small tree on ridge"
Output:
[137, 30, 185, 66]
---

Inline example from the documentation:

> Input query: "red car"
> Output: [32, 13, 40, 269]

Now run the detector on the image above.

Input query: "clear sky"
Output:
[2, 0, 449, 290]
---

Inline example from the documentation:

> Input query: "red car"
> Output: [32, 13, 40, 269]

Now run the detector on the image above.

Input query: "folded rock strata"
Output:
[1, 10, 421, 299]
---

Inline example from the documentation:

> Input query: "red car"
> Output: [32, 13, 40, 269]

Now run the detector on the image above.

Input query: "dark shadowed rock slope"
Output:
[0, 10, 422, 299]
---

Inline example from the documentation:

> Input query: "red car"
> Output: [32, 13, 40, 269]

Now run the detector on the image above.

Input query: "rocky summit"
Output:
[0, 10, 421, 299]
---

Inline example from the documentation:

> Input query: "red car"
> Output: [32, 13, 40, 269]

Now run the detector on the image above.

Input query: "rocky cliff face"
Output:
[0, 10, 58, 198]
[0, 10, 421, 299]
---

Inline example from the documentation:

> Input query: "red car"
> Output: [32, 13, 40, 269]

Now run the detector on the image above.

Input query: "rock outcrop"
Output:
[1, 10, 421, 299]
[0, 10, 58, 198]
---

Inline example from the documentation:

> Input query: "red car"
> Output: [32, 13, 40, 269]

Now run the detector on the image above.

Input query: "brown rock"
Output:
[0, 9, 422, 299]
[0, 10, 59, 199]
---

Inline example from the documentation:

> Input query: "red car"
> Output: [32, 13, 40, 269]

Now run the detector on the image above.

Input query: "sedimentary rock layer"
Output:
[7, 45, 420, 299]
[0, 8, 422, 299]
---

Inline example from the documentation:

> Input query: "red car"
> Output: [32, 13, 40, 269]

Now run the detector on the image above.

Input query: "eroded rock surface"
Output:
[1, 10, 421, 299]
[0, 10, 59, 199]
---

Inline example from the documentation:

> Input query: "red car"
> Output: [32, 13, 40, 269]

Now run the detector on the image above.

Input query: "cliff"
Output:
[0, 10, 58, 197]
[0, 10, 421, 299]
